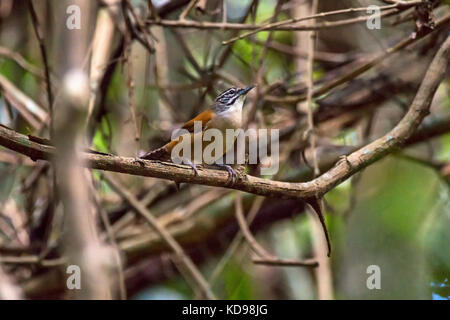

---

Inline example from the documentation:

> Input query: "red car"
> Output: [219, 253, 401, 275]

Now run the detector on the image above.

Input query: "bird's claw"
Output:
[133, 157, 146, 166]
[337, 155, 351, 169]
[215, 164, 237, 186]
[184, 159, 199, 176]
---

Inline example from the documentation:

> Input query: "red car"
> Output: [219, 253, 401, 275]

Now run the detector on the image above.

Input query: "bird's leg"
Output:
[133, 151, 147, 166]
[133, 157, 146, 166]
[183, 158, 199, 176]
[213, 163, 237, 186]
[337, 155, 352, 169]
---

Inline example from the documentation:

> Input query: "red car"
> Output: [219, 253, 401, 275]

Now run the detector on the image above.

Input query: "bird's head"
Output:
[213, 85, 255, 113]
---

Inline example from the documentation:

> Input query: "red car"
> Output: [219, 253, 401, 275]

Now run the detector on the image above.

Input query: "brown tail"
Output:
[140, 146, 171, 161]
[141, 139, 181, 161]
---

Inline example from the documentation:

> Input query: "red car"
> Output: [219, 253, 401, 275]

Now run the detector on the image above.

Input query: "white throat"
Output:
[223, 95, 245, 115]
[215, 95, 245, 128]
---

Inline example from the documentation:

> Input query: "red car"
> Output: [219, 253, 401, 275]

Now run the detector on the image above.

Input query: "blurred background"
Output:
[0, 0, 448, 300]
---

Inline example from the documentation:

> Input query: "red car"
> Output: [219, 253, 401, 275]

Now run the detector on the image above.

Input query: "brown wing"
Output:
[180, 108, 214, 133]
[142, 109, 215, 159]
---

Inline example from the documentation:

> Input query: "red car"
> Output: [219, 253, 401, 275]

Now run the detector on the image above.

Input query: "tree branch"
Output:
[14, 113, 450, 298]
[264, 12, 450, 104]
[147, 8, 401, 32]
[234, 192, 318, 267]
[0, 37, 448, 202]
[222, 1, 422, 45]
[102, 173, 216, 300]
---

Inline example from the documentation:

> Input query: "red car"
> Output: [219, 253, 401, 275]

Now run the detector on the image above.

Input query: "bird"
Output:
[140, 85, 255, 185]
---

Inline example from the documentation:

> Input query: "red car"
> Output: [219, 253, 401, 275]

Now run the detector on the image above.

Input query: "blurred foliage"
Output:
[223, 261, 258, 299]
[336, 157, 448, 299]
[0, 0, 448, 300]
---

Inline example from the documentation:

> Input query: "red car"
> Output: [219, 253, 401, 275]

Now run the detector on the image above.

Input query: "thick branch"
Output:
[15, 114, 450, 298]
[0, 38, 448, 200]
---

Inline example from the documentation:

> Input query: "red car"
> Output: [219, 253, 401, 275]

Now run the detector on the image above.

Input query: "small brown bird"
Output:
[141, 85, 255, 184]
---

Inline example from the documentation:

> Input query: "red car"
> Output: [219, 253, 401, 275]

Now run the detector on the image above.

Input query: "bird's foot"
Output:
[133, 157, 146, 166]
[214, 163, 237, 186]
[184, 159, 199, 176]
[337, 155, 352, 169]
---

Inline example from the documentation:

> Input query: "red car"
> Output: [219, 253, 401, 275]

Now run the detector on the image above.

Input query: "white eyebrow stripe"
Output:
[216, 88, 237, 101]
[227, 94, 239, 105]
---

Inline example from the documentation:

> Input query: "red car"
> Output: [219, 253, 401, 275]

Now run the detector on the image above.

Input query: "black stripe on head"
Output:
[227, 94, 240, 105]
[216, 87, 238, 105]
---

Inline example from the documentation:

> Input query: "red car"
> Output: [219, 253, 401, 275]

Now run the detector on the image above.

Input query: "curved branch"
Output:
[234, 192, 318, 267]
[0, 37, 448, 200]
[102, 173, 216, 300]
[12, 114, 450, 298]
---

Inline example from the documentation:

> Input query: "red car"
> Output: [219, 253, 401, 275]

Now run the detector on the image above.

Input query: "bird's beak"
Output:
[239, 85, 255, 96]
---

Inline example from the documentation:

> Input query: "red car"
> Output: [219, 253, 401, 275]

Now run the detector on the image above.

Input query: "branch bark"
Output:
[0, 33, 448, 200]
[15, 113, 450, 298]
[147, 8, 401, 32]
[102, 173, 216, 300]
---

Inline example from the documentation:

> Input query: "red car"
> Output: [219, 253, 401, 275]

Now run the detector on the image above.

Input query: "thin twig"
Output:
[249, 39, 357, 63]
[305, 1, 320, 178]
[195, 0, 208, 14]
[235, 192, 318, 267]
[264, 12, 450, 103]
[146, 7, 401, 32]
[94, 190, 127, 300]
[301, 0, 332, 256]
[9, 114, 450, 299]
[221, 0, 226, 25]
[122, 0, 155, 53]
[0, 74, 48, 128]
[303, 2, 334, 298]
[222, 1, 423, 44]
[102, 173, 216, 300]
[208, 196, 264, 286]
[27, 0, 53, 115]
[252, 257, 318, 267]
[0, 36, 448, 199]
[125, 36, 140, 144]
[0, 46, 45, 79]
[245, 0, 283, 127]
[179, 0, 198, 21]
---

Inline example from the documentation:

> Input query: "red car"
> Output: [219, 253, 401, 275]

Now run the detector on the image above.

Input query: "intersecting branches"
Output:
[0, 0, 449, 300]
[264, 12, 450, 104]
[0, 35, 448, 200]
[234, 192, 318, 267]
[222, 1, 423, 45]
[102, 173, 216, 300]
[27, 0, 53, 116]
[147, 7, 402, 32]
